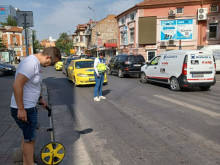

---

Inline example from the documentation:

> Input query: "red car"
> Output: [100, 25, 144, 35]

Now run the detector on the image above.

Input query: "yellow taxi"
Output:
[54, 56, 68, 71]
[67, 59, 107, 86]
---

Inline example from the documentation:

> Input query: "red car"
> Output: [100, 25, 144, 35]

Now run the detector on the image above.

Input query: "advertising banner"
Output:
[161, 19, 193, 41]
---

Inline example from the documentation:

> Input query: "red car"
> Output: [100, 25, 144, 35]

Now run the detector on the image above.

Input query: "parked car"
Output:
[62, 57, 80, 76]
[201, 45, 220, 72]
[0, 61, 16, 76]
[54, 56, 68, 71]
[107, 54, 145, 78]
[140, 50, 216, 91]
[67, 59, 107, 86]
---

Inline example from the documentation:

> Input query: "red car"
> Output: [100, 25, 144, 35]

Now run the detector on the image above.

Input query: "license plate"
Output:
[192, 74, 204, 78]
[89, 78, 95, 82]
[133, 64, 141, 67]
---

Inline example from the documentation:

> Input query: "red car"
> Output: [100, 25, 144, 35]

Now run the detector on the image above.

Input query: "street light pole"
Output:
[88, 6, 98, 57]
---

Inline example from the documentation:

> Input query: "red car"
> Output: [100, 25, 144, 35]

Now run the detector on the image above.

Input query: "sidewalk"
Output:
[0, 76, 50, 165]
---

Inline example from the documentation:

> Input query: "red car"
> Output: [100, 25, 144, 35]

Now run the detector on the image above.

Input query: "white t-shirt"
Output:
[11, 55, 42, 108]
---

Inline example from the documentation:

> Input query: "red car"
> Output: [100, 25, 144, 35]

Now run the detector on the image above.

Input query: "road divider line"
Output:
[154, 95, 220, 117]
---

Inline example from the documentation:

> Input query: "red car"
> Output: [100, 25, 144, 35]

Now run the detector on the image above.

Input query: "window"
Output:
[120, 31, 127, 45]
[147, 51, 156, 61]
[209, 23, 218, 38]
[210, 5, 218, 12]
[80, 36, 85, 42]
[176, 7, 183, 14]
[150, 56, 160, 65]
[129, 28, 134, 43]
[130, 13, 135, 21]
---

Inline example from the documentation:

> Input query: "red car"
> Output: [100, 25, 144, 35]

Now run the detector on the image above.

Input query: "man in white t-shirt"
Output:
[10, 47, 61, 165]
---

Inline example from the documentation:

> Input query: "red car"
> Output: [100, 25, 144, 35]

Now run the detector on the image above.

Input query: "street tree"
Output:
[0, 15, 17, 27]
[55, 32, 73, 55]
[32, 30, 41, 53]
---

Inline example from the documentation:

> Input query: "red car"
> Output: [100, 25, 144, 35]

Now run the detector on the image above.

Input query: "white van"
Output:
[140, 50, 216, 91]
[201, 45, 220, 72]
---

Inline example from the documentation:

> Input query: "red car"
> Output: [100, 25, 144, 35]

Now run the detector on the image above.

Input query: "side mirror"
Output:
[146, 62, 149, 65]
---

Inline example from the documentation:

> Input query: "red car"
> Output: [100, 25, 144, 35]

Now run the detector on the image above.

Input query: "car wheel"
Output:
[170, 77, 180, 91]
[107, 67, 112, 75]
[140, 72, 147, 83]
[200, 86, 210, 91]
[118, 68, 124, 78]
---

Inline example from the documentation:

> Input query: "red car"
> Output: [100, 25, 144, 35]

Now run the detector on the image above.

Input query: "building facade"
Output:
[0, 5, 17, 26]
[87, 15, 118, 62]
[1, 26, 33, 61]
[116, 0, 220, 61]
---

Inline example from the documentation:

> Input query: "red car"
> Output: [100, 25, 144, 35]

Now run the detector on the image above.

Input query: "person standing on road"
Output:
[10, 47, 61, 165]
[94, 52, 108, 101]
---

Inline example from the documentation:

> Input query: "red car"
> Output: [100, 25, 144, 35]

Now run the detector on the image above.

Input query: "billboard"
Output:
[161, 19, 193, 40]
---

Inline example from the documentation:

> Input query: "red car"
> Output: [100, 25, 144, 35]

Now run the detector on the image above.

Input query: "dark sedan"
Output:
[0, 61, 16, 76]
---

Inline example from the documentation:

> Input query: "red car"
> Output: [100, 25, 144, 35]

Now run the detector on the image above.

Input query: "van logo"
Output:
[191, 54, 195, 59]
[163, 55, 177, 59]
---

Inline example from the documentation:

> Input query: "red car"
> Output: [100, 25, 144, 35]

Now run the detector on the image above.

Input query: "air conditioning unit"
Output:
[160, 41, 166, 46]
[198, 8, 208, 20]
[168, 40, 175, 46]
[168, 10, 176, 16]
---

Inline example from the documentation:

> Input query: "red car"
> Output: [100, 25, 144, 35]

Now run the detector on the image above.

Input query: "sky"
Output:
[3, 0, 143, 41]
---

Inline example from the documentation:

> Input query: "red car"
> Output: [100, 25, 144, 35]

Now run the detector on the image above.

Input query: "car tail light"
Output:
[124, 68, 129, 71]
[125, 61, 131, 64]
[182, 63, 187, 75]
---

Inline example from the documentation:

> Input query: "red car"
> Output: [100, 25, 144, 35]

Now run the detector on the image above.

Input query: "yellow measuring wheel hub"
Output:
[41, 142, 65, 165]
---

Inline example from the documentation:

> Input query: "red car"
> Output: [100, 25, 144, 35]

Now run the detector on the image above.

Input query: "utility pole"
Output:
[88, 6, 98, 57]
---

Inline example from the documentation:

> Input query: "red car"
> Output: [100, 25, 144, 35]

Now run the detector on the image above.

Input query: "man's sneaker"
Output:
[99, 96, 106, 99]
[94, 97, 100, 101]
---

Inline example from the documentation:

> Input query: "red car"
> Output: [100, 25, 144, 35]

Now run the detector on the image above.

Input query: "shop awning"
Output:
[104, 43, 117, 48]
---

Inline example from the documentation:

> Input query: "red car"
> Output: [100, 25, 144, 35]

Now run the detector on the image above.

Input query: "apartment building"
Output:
[116, 0, 220, 61]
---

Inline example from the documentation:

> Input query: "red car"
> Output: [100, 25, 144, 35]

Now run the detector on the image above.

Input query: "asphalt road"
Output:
[42, 66, 220, 165]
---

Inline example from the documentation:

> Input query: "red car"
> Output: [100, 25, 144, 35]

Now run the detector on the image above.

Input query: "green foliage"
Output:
[32, 30, 41, 53]
[0, 15, 17, 27]
[0, 37, 7, 51]
[55, 32, 73, 55]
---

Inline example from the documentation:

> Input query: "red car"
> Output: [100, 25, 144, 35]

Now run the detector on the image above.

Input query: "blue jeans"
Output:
[94, 73, 104, 97]
[11, 107, 38, 142]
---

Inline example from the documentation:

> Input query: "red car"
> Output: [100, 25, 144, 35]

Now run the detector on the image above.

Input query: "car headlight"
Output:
[5, 67, 11, 70]
[77, 73, 88, 77]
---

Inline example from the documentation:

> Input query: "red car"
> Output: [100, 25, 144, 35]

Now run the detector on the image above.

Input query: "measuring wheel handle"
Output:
[41, 142, 65, 165]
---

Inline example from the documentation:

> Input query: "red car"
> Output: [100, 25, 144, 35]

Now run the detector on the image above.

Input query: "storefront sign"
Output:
[0, 7, 5, 15]
[161, 19, 193, 40]
[145, 45, 157, 50]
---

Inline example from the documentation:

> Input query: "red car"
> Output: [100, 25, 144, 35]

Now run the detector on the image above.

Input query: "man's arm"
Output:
[94, 59, 99, 77]
[13, 73, 29, 122]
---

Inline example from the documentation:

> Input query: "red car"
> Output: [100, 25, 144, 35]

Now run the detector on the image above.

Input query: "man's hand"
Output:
[17, 108, 27, 122]
[39, 97, 48, 109]
[97, 73, 100, 78]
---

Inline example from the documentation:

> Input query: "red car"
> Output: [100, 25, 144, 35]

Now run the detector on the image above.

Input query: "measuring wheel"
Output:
[41, 142, 65, 165]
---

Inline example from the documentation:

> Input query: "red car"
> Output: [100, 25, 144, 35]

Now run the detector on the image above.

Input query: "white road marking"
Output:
[154, 95, 220, 117]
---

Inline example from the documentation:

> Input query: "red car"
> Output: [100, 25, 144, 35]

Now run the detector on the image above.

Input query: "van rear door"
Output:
[187, 51, 215, 83]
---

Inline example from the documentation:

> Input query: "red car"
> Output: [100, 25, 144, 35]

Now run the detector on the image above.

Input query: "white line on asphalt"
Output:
[154, 95, 220, 117]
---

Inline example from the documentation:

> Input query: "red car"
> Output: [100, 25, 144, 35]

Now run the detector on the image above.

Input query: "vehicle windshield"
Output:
[75, 61, 94, 69]
[128, 56, 145, 63]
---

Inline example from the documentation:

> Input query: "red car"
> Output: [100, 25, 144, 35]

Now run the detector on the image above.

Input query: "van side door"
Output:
[145, 56, 162, 81]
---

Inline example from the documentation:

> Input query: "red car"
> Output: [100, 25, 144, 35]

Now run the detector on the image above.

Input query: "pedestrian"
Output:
[10, 47, 61, 165]
[94, 52, 108, 101]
